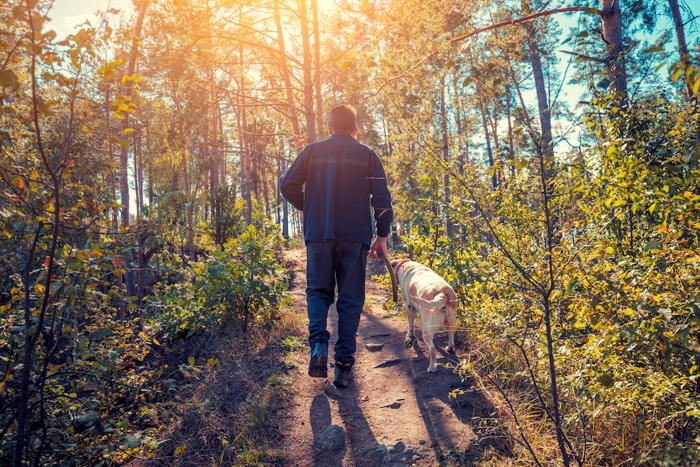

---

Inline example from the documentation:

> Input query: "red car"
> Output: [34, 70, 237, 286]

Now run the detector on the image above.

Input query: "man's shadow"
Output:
[310, 393, 347, 466]
[309, 303, 384, 466]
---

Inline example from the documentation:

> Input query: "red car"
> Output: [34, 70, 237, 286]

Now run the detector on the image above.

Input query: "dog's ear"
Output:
[390, 259, 398, 268]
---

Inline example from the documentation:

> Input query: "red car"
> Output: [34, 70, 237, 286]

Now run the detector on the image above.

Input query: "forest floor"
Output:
[278, 249, 513, 466]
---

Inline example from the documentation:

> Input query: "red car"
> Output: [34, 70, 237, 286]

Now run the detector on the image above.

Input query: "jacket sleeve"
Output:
[279, 145, 311, 211]
[368, 149, 393, 238]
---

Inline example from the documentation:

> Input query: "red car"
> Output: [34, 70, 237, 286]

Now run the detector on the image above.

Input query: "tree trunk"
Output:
[299, 0, 317, 142]
[521, 1, 555, 182]
[274, 0, 303, 152]
[439, 77, 453, 236]
[668, 0, 695, 101]
[506, 90, 515, 181]
[237, 15, 253, 224]
[237, 98, 251, 224]
[282, 158, 289, 239]
[311, 0, 324, 138]
[183, 150, 194, 261]
[468, 52, 496, 188]
[601, 0, 628, 103]
[105, 86, 119, 230]
[134, 127, 143, 217]
[119, 0, 149, 227]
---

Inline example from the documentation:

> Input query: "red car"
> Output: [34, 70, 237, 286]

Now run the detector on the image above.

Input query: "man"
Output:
[280, 105, 393, 388]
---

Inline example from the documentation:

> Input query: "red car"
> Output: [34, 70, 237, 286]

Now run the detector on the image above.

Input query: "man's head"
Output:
[328, 104, 357, 136]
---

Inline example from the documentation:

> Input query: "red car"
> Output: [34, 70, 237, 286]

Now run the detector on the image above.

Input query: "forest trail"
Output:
[279, 249, 511, 466]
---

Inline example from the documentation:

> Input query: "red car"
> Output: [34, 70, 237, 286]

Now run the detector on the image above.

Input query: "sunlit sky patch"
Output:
[49, 0, 132, 39]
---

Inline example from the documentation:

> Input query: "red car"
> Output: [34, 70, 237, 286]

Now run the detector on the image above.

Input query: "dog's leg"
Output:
[446, 310, 457, 354]
[422, 322, 439, 373]
[404, 303, 416, 347]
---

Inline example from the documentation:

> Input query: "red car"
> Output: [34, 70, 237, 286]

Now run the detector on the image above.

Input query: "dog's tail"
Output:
[411, 293, 448, 309]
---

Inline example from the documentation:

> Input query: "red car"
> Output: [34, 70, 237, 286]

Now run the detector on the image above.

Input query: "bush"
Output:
[153, 223, 289, 338]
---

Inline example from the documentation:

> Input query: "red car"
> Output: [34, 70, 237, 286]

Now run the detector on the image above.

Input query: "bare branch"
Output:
[452, 7, 599, 43]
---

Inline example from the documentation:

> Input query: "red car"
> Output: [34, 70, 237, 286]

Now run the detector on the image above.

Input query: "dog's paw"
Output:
[404, 336, 415, 348]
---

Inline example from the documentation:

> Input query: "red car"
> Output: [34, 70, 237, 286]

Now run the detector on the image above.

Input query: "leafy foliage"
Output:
[153, 220, 289, 338]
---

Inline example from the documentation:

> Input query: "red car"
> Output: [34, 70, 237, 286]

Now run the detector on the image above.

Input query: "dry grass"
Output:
[453, 336, 563, 466]
[139, 305, 305, 466]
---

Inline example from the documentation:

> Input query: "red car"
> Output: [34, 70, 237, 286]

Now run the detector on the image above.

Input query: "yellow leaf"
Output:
[29, 170, 40, 180]
[207, 357, 219, 369]
[623, 307, 634, 316]
[187, 356, 195, 366]
[122, 127, 135, 136]
[605, 246, 615, 255]
[2, 230, 12, 239]
[153, 337, 160, 346]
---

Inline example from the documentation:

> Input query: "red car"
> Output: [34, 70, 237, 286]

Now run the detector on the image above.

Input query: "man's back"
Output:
[280, 133, 392, 246]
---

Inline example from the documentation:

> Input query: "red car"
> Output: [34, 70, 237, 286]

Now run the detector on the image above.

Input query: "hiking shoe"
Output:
[333, 362, 353, 388]
[308, 342, 328, 378]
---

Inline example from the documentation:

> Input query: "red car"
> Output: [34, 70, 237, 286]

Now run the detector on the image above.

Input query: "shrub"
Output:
[153, 223, 289, 338]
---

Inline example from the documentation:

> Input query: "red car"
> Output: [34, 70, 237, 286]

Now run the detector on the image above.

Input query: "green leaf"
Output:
[643, 45, 664, 54]
[672, 67, 683, 83]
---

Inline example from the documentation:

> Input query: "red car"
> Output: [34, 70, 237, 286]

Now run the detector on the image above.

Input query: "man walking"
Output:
[280, 105, 393, 388]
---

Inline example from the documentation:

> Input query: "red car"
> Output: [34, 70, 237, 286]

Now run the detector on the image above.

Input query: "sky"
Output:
[49, 0, 132, 39]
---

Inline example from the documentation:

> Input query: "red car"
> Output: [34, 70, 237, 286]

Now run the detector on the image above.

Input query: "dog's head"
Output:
[389, 258, 411, 278]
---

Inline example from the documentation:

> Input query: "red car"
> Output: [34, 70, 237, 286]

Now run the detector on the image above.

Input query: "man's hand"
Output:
[369, 236, 388, 260]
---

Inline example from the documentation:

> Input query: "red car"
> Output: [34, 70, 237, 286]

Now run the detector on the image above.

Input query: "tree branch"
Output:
[559, 49, 606, 63]
[452, 7, 599, 43]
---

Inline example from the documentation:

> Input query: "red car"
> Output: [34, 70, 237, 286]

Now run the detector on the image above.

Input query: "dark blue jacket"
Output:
[280, 133, 393, 247]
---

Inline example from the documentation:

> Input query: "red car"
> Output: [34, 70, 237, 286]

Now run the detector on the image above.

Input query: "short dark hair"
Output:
[328, 105, 356, 134]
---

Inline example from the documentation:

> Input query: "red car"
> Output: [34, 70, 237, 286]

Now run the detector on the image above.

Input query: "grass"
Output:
[145, 306, 306, 466]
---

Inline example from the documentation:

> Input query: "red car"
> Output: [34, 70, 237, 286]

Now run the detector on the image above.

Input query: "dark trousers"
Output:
[306, 240, 367, 366]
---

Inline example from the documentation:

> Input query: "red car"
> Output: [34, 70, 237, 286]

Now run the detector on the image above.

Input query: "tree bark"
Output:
[311, 0, 324, 138]
[452, 6, 596, 43]
[439, 77, 453, 236]
[521, 0, 555, 182]
[237, 7, 253, 224]
[668, 0, 695, 101]
[467, 52, 497, 188]
[600, 0, 628, 103]
[299, 0, 317, 142]
[274, 0, 303, 152]
[119, 0, 149, 227]
[105, 86, 119, 230]
[506, 89, 515, 181]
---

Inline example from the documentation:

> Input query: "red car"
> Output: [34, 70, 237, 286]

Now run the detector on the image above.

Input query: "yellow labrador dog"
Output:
[390, 259, 458, 373]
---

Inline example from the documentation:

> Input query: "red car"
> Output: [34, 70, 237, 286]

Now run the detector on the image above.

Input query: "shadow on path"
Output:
[362, 310, 513, 465]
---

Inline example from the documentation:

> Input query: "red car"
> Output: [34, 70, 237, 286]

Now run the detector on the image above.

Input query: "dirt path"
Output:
[280, 250, 511, 466]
